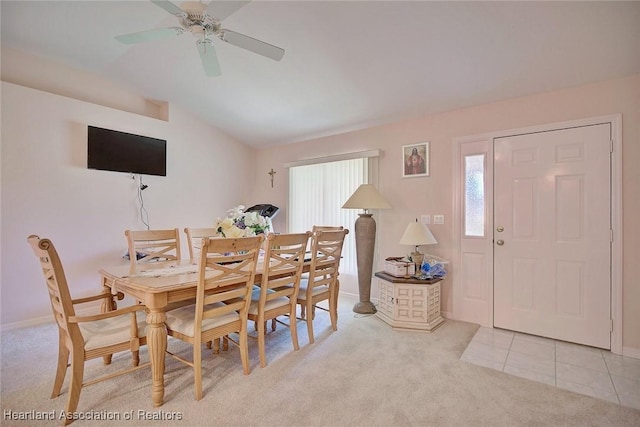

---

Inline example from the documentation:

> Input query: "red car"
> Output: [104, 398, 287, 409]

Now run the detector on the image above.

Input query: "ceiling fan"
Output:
[115, 0, 285, 76]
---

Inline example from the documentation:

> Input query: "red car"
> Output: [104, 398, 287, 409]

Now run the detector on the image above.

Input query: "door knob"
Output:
[496, 226, 504, 232]
[496, 239, 504, 246]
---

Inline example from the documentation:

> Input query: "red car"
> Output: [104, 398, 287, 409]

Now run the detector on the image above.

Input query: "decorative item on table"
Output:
[384, 257, 416, 277]
[215, 205, 271, 238]
[416, 254, 448, 280]
[399, 218, 437, 272]
[244, 204, 280, 219]
[244, 204, 279, 233]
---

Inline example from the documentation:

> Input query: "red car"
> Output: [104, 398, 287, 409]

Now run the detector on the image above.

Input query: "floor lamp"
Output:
[342, 184, 391, 314]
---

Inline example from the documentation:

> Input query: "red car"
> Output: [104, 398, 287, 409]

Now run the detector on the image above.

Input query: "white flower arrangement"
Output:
[215, 205, 270, 238]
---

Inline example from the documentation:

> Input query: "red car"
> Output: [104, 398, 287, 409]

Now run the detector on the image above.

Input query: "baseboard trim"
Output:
[339, 291, 361, 301]
[0, 302, 101, 333]
[4, 299, 639, 361]
[0, 314, 53, 333]
[3, 294, 365, 333]
[622, 346, 640, 360]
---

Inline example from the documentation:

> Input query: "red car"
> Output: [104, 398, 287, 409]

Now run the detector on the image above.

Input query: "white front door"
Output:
[493, 124, 611, 349]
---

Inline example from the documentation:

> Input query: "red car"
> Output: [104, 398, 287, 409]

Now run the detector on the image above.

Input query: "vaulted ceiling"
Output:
[2, 1, 639, 147]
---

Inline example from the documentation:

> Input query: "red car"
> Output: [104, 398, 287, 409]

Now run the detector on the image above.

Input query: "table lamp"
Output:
[399, 219, 437, 270]
[342, 184, 391, 314]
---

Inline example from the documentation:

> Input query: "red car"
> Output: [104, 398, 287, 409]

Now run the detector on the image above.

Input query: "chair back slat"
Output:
[184, 227, 219, 263]
[312, 225, 344, 232]
[203, 287, 247, 306]
[125, 229, 181, 268]
[201, 300, 244, 319]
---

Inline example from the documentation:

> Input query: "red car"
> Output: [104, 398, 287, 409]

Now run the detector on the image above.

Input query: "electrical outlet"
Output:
[434, 215, 445, 224]
[421, 214, 431, 224]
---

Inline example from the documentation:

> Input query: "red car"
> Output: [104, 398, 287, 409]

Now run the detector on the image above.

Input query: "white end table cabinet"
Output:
[375, 271, 445, 332]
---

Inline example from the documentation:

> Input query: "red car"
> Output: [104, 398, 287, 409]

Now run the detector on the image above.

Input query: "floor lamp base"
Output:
[352, 213, 377, 315]
[353, 301, 377, 314]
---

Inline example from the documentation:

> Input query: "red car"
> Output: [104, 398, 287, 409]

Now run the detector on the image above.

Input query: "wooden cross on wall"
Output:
[268, 168, 276, 188]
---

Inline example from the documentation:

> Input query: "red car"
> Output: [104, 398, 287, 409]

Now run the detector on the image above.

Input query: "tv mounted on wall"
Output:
[87, 126, 167, 176]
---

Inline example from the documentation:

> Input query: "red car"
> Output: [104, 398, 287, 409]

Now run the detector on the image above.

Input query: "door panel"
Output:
[493, 124, 611, 349]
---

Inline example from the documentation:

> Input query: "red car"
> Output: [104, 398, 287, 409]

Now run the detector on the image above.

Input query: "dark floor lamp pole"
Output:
[342, 184, 391, 314]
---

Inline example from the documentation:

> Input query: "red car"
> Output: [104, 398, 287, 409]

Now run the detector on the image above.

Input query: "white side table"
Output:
[375, 271, 445, 332]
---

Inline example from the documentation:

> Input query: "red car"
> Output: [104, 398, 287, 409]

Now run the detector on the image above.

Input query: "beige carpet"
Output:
[2, 295, 639, 426]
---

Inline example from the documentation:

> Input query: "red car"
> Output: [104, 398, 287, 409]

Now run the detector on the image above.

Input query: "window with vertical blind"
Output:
[288, 156, 369, 276]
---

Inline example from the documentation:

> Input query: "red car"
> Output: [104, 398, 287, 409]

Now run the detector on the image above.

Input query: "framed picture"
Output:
[402, 142, 429, 178]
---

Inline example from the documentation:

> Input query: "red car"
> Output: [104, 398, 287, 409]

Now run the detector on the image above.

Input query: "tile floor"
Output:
[460, 326, 640, 410]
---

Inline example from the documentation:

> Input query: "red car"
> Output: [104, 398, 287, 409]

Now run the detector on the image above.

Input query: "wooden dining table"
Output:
[99, 257, 313, 407]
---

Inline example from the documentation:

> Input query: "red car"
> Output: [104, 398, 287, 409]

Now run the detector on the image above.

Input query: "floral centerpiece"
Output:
[215, 205, 270, 238]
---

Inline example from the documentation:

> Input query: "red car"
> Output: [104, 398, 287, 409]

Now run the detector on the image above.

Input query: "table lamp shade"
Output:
[399, 221, 437, 247]
[400, 220, 437, 270]
[342, 184, 392, 211]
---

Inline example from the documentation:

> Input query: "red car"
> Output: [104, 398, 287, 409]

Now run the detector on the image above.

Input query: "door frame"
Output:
[452, 114, 622, 354]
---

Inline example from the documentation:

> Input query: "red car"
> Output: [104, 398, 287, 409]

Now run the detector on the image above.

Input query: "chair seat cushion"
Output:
[80, 310, 147, 351]
[297, 279, 330, 301]
[248, 296, 291, 315]
[165, 302, 240, 337]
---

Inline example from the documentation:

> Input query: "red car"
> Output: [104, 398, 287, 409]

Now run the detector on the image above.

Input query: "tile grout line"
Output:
[465, 329, 633, 407]
[602, 349, 622, 404]
[501, 332, 515, 372]
[553, 339, 558, 387]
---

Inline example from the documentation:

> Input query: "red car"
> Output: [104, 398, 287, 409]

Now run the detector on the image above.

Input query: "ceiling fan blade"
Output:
[219, 29, 285, 61]
[197, 39, 222, 77]
[206, 1, 251, 21]
[115, 27, 184, 44]
[150, 0, 187, 18]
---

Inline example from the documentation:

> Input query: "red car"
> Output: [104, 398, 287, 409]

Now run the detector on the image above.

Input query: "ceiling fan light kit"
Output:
[116, 0, 285, 77]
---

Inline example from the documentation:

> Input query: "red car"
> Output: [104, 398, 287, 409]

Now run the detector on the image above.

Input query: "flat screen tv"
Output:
[87, 126, 167, 176]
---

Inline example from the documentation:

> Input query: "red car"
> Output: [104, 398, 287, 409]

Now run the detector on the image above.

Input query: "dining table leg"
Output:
[146, 308, 167, 407]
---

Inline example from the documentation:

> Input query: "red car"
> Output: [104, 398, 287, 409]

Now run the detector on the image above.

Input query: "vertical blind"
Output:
[288, 157, 368, 275]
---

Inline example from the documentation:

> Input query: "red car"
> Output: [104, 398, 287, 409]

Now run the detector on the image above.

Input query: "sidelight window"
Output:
[464, 154, 486, 237]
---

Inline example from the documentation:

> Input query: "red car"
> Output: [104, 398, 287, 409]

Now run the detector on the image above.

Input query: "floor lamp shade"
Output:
[342, 184, 391, 314]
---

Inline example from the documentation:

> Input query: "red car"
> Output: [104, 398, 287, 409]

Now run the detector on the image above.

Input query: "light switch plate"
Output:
[421, 215, 431, 224]
[434, 215, 445, 224]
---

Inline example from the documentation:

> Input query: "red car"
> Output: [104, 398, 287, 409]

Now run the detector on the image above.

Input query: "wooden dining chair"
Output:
[27, 235, 149, 425]
[296, 229, 349, 344]
[248, 232, 311, 367]
[184, 227, 219, 263]
[124, 228, 181, 269]
[184, 227, 228, 352]
[164, 235, 263, 400]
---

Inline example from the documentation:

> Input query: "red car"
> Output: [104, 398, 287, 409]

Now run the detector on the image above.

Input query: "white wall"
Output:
[1, 82, 255, 327]
[2, 45, 638, 355]
[254, 74, 640, 354]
